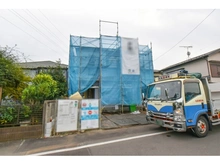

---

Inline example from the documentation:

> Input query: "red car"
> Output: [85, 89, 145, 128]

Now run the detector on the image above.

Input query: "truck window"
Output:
[147, 81, 181, 100]
[184, 82, 201, 102]
[147, 85, 161, 99]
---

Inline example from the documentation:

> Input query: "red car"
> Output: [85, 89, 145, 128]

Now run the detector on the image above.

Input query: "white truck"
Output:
[145, 71, 220, 137]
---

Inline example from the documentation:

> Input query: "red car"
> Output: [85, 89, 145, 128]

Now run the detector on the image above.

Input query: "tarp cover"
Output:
[68, 35, 154, 106]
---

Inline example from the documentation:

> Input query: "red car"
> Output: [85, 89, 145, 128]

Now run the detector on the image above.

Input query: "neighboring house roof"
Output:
[161, 48, 220, 71]
[154, 69, 161, 73]
[18, 61, 68, 69]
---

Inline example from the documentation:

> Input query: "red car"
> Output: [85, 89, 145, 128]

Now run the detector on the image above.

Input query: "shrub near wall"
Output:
[0, 104, 42, 126]
[0, 100, 45, 142]
[0, 104, 44, 142]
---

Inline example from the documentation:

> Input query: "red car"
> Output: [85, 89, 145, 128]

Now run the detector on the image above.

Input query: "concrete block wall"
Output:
[0, 125, 43, 142]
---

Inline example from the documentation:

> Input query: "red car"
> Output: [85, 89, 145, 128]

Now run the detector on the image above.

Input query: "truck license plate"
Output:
[156, 119, 163, 126]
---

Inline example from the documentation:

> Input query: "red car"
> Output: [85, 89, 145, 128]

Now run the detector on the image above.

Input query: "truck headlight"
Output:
[173, 102, 185, 122]
[174, 108, 183, 115]
[174, 115, 185, 121]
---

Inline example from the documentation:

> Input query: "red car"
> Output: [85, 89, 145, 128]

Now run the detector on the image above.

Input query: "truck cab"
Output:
[146, 72, 220, 138]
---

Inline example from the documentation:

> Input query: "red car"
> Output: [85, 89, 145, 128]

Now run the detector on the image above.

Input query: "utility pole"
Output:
[180, 46, 193, 59]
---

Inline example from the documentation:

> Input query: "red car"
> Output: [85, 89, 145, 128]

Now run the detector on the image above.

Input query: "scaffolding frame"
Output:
[99, 20, 122, 113]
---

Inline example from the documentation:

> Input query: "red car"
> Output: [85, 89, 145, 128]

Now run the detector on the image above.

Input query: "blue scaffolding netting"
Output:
[68, 35, 154, 106]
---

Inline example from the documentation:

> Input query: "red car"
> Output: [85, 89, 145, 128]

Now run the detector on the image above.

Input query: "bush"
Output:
[21, 105, 32, 118]
[22, 73, 58, 106]
[0, 106, 16, 124]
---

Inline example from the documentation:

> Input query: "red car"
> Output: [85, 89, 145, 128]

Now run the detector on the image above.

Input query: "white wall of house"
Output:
[163, 58, 209, 77]
[22, 68, 68, 79]
[181, 59, 209, 76]
[23, 69, 38, 78]
[208, 52, 220, 61]
[208, 53, 220, 82]
[209, 77, 220, 83]
[162, 53, 220, 82]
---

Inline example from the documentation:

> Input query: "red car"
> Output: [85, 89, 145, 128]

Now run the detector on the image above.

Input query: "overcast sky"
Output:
[0, 1, 220, 70]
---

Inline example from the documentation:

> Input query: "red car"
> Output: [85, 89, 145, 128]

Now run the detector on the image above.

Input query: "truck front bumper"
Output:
[146, 116, 186, 132]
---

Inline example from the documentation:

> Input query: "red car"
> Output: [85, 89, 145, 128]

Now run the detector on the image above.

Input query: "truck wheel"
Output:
[193, 116, 209, 138]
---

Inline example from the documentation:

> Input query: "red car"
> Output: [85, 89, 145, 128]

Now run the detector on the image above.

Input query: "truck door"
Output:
[183, 80, 207, 127]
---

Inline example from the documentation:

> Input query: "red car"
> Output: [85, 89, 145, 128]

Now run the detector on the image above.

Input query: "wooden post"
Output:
[0, 87, 2, 105]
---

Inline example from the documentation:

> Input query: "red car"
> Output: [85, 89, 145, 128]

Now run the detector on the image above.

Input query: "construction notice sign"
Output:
[56, 100, 78, 132]
[121, 37, 140, 75]
[81, 99, 99, 130]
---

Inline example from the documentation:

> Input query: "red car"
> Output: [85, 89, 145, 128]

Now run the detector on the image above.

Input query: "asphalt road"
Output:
[31, 124, 220, 156]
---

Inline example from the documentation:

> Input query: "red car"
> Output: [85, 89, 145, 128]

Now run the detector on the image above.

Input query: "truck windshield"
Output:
[147, 80, 181, 101]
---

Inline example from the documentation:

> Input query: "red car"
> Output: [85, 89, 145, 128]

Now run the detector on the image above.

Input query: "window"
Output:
[148, 80, 181, 101]
[210, 62, 220, 78]
[184, 82, 201, 102]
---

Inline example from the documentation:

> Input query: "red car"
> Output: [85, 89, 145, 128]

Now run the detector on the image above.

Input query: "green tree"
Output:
[42, 60, 68, 98]
[21, 73, 58, 106]
[0, 47, 31, 101]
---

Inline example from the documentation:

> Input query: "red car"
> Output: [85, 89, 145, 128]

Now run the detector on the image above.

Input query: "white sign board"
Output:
[121, 38, 140, 75]
[56, 100, 78, 132]
[81, 99, 99, 130]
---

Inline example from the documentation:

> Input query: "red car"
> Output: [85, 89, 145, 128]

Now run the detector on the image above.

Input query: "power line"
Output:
[38, 9, 67, 40]
[154, 9, 216, 62]
[25, 9, 68, 48]
[8, 9, 68, 54]
[0, 12, 64, 57]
